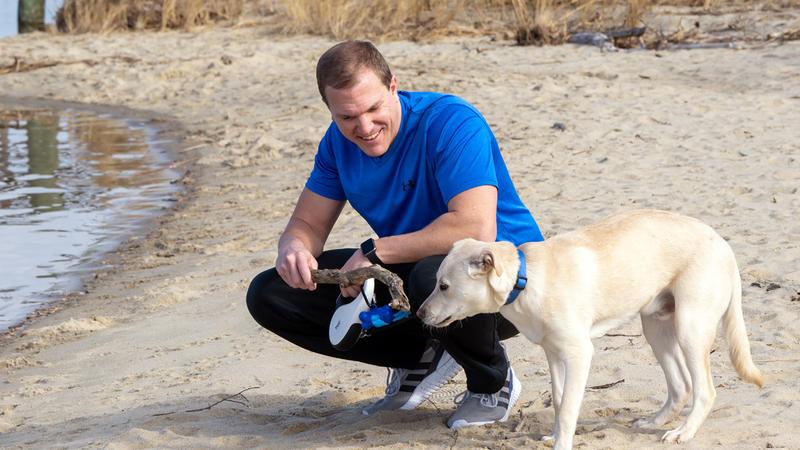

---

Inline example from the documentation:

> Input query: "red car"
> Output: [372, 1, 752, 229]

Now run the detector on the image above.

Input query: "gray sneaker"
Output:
[362, 340, 461, 415]
[447, 365, 521, 429]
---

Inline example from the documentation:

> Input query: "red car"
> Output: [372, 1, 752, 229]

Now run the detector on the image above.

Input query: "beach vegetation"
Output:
[51, 0, 800, 48]
[56, 0, 245, 33]
[277, 0, 798, 47]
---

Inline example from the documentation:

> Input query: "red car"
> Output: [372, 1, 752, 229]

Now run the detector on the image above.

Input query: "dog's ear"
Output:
[487, 243, 516, 299]
[468, 249, 494, 276]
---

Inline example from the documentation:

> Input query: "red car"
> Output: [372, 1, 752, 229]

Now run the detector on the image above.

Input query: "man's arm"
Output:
[277, 188, 345, 290]
[337, 184, 496, 298]
[376, 185, 498, 263]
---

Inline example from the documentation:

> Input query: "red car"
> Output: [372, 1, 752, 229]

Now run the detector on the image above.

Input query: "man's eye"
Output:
[439, 282, 449, 291]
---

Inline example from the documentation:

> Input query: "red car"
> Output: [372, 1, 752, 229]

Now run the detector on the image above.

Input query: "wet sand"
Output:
[0, 24, 798, 449]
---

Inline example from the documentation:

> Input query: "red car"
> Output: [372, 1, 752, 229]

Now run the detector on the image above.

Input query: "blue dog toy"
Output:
[360, 305, 410, 330]
[329, 278, 411, 350]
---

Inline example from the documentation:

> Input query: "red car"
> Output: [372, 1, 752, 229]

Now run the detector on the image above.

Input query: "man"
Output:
[246, 40, 544, 428]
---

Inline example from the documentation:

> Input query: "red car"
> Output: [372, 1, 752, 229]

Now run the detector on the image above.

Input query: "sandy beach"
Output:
[1, 15, 799, 450]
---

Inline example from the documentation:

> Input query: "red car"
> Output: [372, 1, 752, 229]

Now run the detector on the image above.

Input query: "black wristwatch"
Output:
[360, 238, 383, 265]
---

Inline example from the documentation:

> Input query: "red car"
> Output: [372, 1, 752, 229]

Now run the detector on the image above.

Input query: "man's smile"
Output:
[358, 128, 382, 141]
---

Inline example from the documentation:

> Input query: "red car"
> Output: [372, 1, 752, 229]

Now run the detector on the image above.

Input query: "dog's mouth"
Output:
[430, 314, 453, 328]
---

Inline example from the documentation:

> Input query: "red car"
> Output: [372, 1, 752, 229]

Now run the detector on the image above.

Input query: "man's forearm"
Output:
[375, 211, 496, 264]
[279, 217, 327, 257]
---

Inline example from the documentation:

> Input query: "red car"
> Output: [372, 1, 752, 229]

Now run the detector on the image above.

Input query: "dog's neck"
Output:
[504, 248, 527, 305]
[497, 242, 548, 309]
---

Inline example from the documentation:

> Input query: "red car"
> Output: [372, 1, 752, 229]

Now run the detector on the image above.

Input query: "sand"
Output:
[0, 17, 799, 450]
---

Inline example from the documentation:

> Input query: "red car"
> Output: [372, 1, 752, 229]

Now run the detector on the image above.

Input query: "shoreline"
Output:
[0, 27, 797, 449]
[0, 95, 194, 339]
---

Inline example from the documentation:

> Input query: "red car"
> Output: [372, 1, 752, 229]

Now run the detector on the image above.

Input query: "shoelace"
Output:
[384, 367, 408, 397]
[453, 390, 499, 408]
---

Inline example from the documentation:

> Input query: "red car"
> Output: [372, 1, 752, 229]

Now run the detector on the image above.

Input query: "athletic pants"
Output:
[246, 248, 519, 393]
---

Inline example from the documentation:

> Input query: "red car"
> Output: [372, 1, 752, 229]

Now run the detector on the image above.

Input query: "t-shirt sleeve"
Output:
[432, 107, 498, 204]
[305, 129, 346, 201]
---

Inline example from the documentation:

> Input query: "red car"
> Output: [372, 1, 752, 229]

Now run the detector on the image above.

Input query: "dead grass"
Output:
[280, 0, 466, 41]
[274, 0, 722, 44]
[52, 0, 800, 47]
[57, 0, 244, 33]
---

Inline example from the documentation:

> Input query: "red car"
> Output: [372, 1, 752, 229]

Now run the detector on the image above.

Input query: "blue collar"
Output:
[505, 248, 527, 305]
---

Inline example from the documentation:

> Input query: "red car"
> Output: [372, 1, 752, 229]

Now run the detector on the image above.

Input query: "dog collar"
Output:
[505, 248, 527, 305]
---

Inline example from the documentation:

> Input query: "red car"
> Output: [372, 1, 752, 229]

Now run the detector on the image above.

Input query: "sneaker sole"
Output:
[399, 351, 461, 410]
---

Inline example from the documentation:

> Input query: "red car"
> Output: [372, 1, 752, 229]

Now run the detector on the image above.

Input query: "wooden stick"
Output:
[588, 378, 625, 390]
[151, 386, 259, 417]
[311, 266, 410, 312]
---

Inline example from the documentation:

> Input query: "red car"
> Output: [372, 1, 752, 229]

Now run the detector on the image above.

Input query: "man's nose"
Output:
[355, 115, 371, 134]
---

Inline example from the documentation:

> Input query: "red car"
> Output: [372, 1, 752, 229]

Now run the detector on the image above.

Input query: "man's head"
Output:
[316, 40, 402, 157]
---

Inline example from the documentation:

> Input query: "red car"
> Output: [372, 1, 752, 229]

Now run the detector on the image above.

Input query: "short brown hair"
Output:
[316, 40, 393, 105]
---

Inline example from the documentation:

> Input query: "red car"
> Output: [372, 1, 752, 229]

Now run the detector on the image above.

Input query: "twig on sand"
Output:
[152, 386, 260, 417]
[312, 266, 410, 311]
[588, 379, 625, 390]
[0, 56, 140, 75]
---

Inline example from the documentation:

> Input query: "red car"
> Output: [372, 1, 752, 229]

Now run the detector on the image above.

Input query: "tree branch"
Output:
[311, 266, 410, 311]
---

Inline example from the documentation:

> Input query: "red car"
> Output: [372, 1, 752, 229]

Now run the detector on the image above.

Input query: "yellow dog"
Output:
[418, 209, 763, 450]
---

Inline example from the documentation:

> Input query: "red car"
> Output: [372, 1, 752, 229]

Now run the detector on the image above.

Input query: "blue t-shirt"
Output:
[306, 91, 543, 246]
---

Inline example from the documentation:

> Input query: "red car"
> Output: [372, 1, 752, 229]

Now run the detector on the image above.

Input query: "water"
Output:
[1, 0, 63, 38]
[0, 105, 180, 330]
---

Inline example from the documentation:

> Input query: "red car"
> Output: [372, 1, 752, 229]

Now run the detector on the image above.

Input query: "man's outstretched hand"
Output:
[276, 240, 318, 291]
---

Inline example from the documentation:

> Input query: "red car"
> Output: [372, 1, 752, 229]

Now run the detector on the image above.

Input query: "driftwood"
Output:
[311, 266, 410, 312]
[605, 27, 647, 39]
[0, 56, 140, 75]
[588, 378, 625, 390]
[152, 386, 259, 417]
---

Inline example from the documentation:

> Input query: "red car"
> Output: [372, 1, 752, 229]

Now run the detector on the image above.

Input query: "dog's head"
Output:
[417, 239, 520, 328]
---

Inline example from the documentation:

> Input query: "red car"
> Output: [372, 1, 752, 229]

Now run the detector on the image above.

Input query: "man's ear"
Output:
[468, 249, 494, 277]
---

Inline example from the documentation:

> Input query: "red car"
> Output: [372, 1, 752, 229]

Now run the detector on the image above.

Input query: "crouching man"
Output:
[246, 40, 544, 427]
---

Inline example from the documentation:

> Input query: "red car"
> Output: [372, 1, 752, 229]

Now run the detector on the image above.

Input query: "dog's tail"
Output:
[723, 258, 764, 388]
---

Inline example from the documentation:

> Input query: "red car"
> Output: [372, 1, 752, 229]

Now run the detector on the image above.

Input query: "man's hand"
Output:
[338, 248, 374, 298]
[276, 239, 318, 290]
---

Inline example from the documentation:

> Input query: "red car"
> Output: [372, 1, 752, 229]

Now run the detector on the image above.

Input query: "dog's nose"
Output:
[416, 307, 427, 321]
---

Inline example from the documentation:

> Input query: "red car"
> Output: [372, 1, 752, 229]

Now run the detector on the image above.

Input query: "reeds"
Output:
[278, 0, 691, 44]
[53, 0, 798, 47]
[281, 0, 465, 41]
[57, 0, 244, 33]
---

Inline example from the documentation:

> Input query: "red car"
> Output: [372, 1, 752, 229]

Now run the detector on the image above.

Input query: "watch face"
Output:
[361, 239, 380, 264]
[361, 238, 374, 254]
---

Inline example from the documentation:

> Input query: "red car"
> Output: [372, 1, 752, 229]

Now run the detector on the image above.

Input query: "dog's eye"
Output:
[439, 282, 449, 291]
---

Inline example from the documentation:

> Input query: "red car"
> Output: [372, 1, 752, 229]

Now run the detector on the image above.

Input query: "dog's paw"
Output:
[661, 428, 682, 444]
[661, 426, 695, 444]
[539, 433, 554, 442]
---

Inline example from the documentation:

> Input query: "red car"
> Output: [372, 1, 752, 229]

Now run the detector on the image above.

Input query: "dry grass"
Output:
[57, 0, 244, 33]
[53, 0, 800, 47]
[280, 0, 466, 41]
[275, 0, 709, 44]
[285, 0, 800, 45]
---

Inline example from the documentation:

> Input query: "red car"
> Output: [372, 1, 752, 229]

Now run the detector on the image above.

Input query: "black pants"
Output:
[246, 248, 519, 393]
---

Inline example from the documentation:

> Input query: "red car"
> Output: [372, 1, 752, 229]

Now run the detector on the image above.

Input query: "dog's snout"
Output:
[416, 307, 427, 321]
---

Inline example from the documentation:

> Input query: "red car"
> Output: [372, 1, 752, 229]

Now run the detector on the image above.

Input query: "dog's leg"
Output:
[542, 347, 565, 441]
[661, 310, 718, 443]
[634, 313, 692, 427]
[552, 338, 594, 450]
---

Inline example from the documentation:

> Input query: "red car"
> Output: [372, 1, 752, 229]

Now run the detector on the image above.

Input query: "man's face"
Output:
[325, 68, 401, 158]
